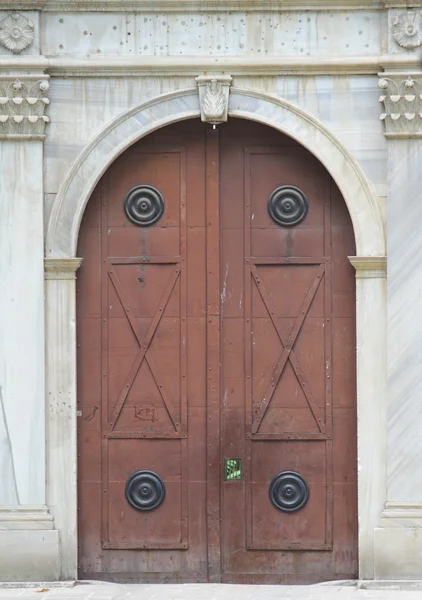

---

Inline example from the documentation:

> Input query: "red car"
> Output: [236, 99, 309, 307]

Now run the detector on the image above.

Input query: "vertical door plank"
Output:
[205, 128, 222, 582]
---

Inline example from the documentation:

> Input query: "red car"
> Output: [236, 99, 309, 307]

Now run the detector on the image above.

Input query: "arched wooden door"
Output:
[77, 119, 357, 583]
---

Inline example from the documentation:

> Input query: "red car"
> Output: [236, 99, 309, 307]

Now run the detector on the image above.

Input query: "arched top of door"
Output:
[46, 87, 385, 258]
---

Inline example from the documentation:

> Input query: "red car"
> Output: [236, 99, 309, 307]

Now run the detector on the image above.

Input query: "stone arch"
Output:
[46, 87, 385, 258]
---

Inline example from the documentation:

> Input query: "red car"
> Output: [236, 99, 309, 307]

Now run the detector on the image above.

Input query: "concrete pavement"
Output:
[1, 583, 422, 600]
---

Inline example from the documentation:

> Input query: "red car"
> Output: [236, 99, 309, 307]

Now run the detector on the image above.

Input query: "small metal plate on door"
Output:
[224, 459, 242, 480]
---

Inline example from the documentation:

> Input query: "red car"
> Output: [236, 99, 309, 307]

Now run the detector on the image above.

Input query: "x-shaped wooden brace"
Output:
[251, 263, 326, 435]
[109, 265, 181, 432]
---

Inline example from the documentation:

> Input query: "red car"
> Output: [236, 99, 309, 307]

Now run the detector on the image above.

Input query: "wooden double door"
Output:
[77, 119, 357, 583]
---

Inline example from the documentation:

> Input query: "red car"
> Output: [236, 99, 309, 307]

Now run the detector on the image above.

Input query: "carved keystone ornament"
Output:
[196, 75, 232, 127]
[0, 13, 34, 53]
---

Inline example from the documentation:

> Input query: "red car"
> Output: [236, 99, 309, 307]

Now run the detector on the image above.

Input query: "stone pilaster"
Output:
[349, 256, 387, 579]
[45, 258, 82, 580]
[377, 70, 422, 579]
[0, 6, 56, 574]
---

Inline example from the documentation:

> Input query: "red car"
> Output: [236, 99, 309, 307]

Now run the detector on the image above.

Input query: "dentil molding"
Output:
[379, 75, 422, 138]
[0, 76, 50, 140]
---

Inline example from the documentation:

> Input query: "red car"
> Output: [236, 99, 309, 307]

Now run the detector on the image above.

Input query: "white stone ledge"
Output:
[39, 0, 389, 11]
[0, 506, 54, 530]
[1, 0, 418, 10]
[0, 134, 46, 141]
[0, 1, 47, 7]
[44, 258, 82, 279]
[349, 256, 387, 279]
[0, 54, 421, 77]
[381, 502, 422, 520]
[384, 132, 422, 139]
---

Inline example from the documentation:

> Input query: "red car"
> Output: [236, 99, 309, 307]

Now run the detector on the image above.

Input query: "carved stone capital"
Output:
[379, 74, 422, 138]
[196, 75, 232, 127]
[45, 258, 83, 280]
[0, 76, 50, 140]
[348, 256, 387, 279]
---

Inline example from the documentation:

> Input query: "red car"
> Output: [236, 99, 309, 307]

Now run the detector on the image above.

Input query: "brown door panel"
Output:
[77, 119, 357, 583]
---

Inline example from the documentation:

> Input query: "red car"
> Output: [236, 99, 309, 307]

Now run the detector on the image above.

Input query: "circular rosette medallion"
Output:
[267, 185, 308, 227]
[124, 185, 165, 226]
[269, 471, 309, 513]
[125, 470, 166, 511]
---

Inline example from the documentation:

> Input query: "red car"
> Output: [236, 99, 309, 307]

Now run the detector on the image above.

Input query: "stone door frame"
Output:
[44, 87, 387, 580]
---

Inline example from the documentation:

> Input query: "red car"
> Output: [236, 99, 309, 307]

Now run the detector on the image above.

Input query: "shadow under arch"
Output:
[46, 86, 385, 258]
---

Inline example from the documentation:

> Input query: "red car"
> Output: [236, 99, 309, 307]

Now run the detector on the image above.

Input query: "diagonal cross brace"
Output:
[251, 263, 325, 435]
[108, 266, 180, 432]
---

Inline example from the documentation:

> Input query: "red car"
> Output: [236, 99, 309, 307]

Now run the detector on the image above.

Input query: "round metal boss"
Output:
[269, 471, 309, 513]
[268, 185, 308, 227]
[125, 470, 166, 511]
[124, 185, 164, 226]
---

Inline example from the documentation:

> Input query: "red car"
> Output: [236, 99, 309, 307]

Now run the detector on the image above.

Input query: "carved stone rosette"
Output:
[0, 77, 50, 139]
[379, 75, 422, 137]
[392, 11, 422, 49]
[196, 75, 232, 126]
[0, 13, 35, 53]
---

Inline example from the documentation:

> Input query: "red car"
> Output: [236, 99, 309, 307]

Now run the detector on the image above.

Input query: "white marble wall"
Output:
[0, 141, 45, 507]
[40, 10, 383, 57]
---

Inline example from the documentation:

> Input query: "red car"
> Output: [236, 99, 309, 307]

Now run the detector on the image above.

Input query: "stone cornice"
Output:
[0, 1, 47, 8]
[45, 258, 82, 279]
[384, 1, 422, 7]
[349, 256, 387, 279]
[42, 0, 386, 12]
[1, 0, 420, 11]
[0, 54, 420, 78]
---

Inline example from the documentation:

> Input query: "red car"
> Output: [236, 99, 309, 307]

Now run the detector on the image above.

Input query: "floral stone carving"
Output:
[0, 13, 35, 53]
[379, 76, 422, 137]
[0, 78, 50, 138]
[392, 11, 422, 49]
[196, 75, 232, 127]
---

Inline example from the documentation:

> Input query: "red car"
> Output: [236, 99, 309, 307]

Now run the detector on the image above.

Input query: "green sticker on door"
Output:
[224, 458, 242, 480]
